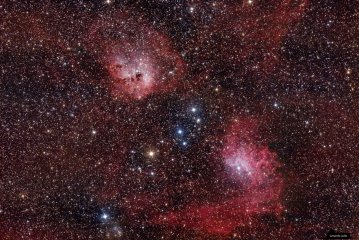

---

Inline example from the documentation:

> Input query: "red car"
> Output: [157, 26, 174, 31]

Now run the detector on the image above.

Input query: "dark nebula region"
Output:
[1, 0, 359, 239]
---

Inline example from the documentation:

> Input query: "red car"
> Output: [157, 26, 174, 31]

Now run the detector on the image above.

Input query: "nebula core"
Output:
[1, 0, 359, 239]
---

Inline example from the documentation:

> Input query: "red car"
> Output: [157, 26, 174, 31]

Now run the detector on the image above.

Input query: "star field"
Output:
[1, 0, 359, 239]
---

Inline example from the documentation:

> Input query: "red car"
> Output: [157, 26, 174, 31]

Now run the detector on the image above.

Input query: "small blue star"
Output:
[101, 213, 109, 220]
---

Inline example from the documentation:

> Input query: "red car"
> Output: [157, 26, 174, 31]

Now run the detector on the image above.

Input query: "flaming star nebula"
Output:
[154, 118, 283, 235]
[1, 0, 359, 239]
[222, 118, 282, 190]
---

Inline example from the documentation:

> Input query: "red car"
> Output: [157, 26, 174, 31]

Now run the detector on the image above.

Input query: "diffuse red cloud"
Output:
[153, 117, 283, 236]
[87, 10, 186, 101]
[191, 0, 309, 75]
[223, 118, 282, 191]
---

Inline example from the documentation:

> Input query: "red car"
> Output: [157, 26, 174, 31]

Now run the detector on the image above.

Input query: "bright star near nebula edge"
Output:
[1, 0, 358, 239]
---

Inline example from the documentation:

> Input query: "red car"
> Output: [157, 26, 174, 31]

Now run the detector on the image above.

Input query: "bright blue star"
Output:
[101, 213, 109, 220]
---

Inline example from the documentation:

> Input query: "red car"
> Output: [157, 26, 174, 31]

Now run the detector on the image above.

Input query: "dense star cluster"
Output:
[1, 0, 359, 239]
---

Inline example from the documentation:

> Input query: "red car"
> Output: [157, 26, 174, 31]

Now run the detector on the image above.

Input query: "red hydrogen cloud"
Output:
[88, 10, 186, 101]
[154, 118, 283, 235]
[223, 118, 282, 191]
[192, 0, 309, 75]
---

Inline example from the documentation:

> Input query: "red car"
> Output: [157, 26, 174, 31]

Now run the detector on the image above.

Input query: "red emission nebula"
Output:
[88, 10, 186, 101]
[1, 0, 359, 239]
[155, 118, 283, 235]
